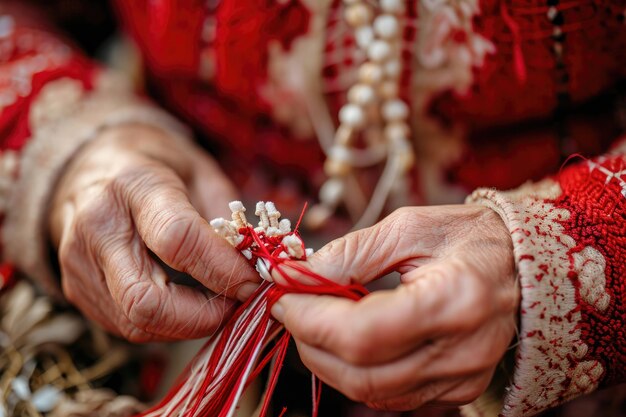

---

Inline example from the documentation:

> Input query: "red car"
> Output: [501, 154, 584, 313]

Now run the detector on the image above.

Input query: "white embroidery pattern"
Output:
[0, 21, 72, 112]
[468, 183, 608, 417]
[588, 157, 626, 199]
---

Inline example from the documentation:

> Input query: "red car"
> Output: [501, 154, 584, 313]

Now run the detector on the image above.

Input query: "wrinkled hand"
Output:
[272, 205, 518, 410]
[50, 123, 258, 342]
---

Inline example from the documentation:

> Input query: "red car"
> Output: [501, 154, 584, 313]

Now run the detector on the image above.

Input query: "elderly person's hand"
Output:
[49, 123, 258, 342]
[272, 205, 519, 410]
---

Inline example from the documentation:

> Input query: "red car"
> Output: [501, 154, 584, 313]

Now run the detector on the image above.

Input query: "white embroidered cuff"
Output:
[466, 181, 606, 417]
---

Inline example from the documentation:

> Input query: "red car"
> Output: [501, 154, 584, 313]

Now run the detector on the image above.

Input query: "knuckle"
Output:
[388, 206, 413, 222]
[457, 386, 485, 404]
[319, 235, 350, 268]
[107, 164, 151, 197]
[447, 341, 499, 375]
[369, 386, 437, 412]
[383, 207, 411, 237]
[343, 369, 377, 402]
[384, 207, 422, 241]
[448, 375, 492, 404]
[456, 305, 487, 332]
[367, 398, 413, 412]
[154, 213, 191, 258]
[340, 323, 376, 365]
[120, 324, 153, 344]
[446, 267, 491, 331]
[72, 196, 130, 256]
[306, 316, 342, 349]
[57, 234, 79, 270]
[469, 344, 500, 372]
[463, 356, 493, 375]
[58, 239, 88, 306]
[61, 278, 79, 305]
[152, 211, 206, 272]
[120, 280, 162, 331]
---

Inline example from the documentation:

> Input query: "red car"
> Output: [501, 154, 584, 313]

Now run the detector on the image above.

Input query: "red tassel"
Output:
[135, 204, 368, 417]
[500, 1, 527, 84]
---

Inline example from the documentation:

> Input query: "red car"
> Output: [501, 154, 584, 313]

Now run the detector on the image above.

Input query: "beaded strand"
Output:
[307, 0, 415, 229]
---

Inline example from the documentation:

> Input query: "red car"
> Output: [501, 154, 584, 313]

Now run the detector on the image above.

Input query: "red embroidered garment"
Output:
[0, 1, 624, 416]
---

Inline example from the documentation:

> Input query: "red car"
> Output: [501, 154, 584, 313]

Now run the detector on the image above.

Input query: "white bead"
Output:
[329, 145, 351, 162]
[324, 158, 351, 177]
[354, 26, 374, 49]
[384, 122, 410, 141]
[380, 0, 404, 14]
[374, 15, 399, 39]
[396, 150, 415, 171]
[319, 178, 345, 206]
[368, 40, 392, 62]
[339, 104, 366, 128]
[358, 63, 384, 84]
[422, 0, 444, 12]
[345, 4, 373, 27]
[384, 59, 401, 78]
[305, 204, 333, 230]
[335, 125, 354, 146]
[553, 43, 563, 57]
[348, 84, 376, 105]
[390, 136, 412, 154]
[382, 99, 409, 121]
[379, 81, 398, 99]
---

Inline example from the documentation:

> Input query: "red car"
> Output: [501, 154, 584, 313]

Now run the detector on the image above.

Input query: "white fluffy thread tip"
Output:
[209, 218, 241, 246]
[229, 200, 245, 212]
[279, 219, 291, 234]
[211, 201, 314, 282]
[281, 234, 305, 259]
[229, 200, 248, 228]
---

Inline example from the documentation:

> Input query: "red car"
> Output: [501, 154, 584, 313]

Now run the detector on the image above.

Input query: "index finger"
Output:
[273, 261, 488, 365]
[112, 162, 258, 299]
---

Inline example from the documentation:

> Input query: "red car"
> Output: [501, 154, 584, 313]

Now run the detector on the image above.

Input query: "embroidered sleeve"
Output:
[0, 9, 189, 297]
[466, 137, 626, 417]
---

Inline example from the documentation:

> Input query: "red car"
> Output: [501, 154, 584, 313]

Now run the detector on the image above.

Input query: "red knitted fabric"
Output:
[555, 154, 626, 386]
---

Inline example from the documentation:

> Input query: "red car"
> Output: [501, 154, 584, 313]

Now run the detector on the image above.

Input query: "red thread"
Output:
[500, 1, 527, 83]
[136, 212, 368, 417]
[555, 153, 626, 385]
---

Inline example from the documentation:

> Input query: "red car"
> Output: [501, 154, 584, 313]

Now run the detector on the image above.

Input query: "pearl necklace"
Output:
[307, 0, 415, 229]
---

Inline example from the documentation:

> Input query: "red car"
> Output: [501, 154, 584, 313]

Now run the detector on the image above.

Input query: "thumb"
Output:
[122, 162, 259, 299]
[279, 208, 431, 286]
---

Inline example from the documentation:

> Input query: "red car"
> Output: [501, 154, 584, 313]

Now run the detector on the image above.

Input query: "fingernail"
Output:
[271, 302, 284, 323]
[236, 282, 258, 301]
